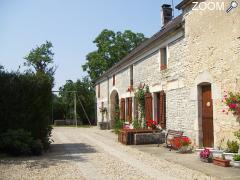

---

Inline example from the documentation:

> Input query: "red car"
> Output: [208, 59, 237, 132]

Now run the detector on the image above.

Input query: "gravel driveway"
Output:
[0, 127, 216, 180]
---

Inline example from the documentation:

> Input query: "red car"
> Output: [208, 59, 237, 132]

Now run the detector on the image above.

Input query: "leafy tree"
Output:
[24, 41, 56, 79]
[82, 29, 146, 82]
[53, 77, 95, 124]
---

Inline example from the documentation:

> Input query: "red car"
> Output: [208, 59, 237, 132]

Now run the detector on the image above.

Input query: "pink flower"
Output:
[222, 109, 225, 112]
[229, 103, 237, 109]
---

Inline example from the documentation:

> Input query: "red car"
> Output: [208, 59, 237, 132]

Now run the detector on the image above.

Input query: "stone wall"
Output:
[182, 0, 240, 147]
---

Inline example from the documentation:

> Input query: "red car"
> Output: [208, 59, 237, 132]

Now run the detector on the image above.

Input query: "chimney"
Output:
[161, 4, 173, 27]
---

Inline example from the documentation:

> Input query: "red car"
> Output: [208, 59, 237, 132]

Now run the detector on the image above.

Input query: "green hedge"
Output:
[0, 71, 52, 151]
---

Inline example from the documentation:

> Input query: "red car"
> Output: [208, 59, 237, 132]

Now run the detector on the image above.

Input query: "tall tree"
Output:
[82, 29, 146, 82]
[24, 41, 56, 78]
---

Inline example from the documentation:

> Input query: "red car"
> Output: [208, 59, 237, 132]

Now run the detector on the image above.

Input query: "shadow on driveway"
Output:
[0, 143, 97, 169]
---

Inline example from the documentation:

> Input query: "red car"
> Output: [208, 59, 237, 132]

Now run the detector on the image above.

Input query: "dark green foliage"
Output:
[113, 119, 124, 134]
[53, 77, 95, 125]
[0, 129, 43, 156]
[0, 70, 52, 152]
[31, 139, 43, 156]
[226, 140, 239, 153]
[24, 41, 55, 79]
[82, 29, 146, 82]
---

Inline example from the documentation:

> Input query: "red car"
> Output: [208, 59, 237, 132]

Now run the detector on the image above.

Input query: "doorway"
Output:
[200, 84, 214, 147]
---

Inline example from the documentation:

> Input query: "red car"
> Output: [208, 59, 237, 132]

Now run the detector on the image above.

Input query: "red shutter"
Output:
[159, 91, 166, 129]
[127, 98, 132, 123]
[144, 93, 152, 121]
[113, 75, 115, 86]
[120, 98, 125, 120]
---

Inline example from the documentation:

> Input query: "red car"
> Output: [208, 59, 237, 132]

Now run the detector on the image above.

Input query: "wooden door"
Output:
[127, 98, 132, 123]
[145, 93, 152, 121]
[202, 85, 214, 147]
[159, 91, 166, 129]
[120, 98, 125, 120]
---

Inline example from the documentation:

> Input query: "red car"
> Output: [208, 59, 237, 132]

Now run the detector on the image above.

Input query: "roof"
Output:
[95, 14, 184, 84]
[176, 0, 195, 10]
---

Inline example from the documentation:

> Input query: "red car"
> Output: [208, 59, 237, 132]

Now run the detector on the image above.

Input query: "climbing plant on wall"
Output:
[134, 84, 149, 127]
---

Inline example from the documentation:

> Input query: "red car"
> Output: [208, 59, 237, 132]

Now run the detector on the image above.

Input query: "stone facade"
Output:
[95, 0, 240, 148]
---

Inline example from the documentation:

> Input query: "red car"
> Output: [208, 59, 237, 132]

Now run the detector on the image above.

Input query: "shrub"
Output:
[31, 139, 43, 155]
[0, 129, 34, 156]
[233, 154, 240, 161]
[113, 119, 124, 134]
[226, 140, 239, 153]
[0, 71, 52, 152]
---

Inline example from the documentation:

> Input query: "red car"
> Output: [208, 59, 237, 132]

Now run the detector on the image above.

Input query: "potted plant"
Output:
[223, 140, 239, 160]
[232, 154, 240, 168]
[213, 155, 230, 167]
[177, 136, 192, 153]
[200, 148, 213, 163]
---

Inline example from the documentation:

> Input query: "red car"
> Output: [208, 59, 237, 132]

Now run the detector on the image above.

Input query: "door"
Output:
[145, 93, 152, 121]
[127, 97, 132, 123]
[120, 98, 125, 120]
[202, 85, 214, 147]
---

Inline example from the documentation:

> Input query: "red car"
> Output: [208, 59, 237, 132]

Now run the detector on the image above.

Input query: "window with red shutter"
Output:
[113, 74, 115, 86]
[144, 93, 152, 121]
[120, 98, 125, 120]
[160, 47, 167, 70]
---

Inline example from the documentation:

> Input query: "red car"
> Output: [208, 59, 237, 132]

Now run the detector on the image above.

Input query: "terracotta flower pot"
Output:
[213, 157, 230, 167]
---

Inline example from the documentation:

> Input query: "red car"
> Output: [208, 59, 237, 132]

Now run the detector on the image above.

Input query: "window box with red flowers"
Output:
[160, 64, 167, 70]
[126, 86, 134, 93]
[146, 119, 157, 130]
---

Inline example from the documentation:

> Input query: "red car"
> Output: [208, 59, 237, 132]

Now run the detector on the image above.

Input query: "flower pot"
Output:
[232, 161, 240, 168]
[213, 157, 230, 167]
[200, 157, 212, 163]
[211, 150, 224, 158]
[223, 153, 237, 161]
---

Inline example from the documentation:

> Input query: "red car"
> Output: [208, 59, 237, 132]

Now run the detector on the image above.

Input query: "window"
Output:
[160, 47, 167, 70]
[130, 65, 133, 86]
[98, 84, 100, 98]
[113, 74, 115, 86]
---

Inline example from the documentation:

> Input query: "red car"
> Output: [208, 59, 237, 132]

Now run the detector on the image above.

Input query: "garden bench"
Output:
[162, 129, 183, 150]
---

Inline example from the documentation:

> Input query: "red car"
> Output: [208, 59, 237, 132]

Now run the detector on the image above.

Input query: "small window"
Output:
[160, 47, 167, 70]
[113, 74, 115, 86]
[98, 84, 100, 98]
[130, 65, 133, 86]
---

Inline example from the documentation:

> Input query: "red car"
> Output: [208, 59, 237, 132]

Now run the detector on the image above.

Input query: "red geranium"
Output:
[170, 136, 191, 150]
[146, 119, 157, 129]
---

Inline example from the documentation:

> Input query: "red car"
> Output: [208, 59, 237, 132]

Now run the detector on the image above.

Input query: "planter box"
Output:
[213, 157, 230, 167]
[98, 122, 109, 130]
[118, 129, 160, 145]
[134, 132, 165, 145]
[232, 161, 240, 168]
[223, 153, 238, 161]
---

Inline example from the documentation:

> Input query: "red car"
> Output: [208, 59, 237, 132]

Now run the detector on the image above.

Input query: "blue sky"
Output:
[0, 0, 181, 89]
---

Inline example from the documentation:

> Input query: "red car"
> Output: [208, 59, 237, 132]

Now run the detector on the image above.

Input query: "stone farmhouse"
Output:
[95, 0, 240, 148]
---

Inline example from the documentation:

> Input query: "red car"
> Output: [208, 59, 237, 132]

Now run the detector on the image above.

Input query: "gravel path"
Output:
[0, 127, 216, 180]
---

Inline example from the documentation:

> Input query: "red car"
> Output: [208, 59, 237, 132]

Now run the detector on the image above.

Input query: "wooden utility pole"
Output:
[74, 91, 77, 127]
